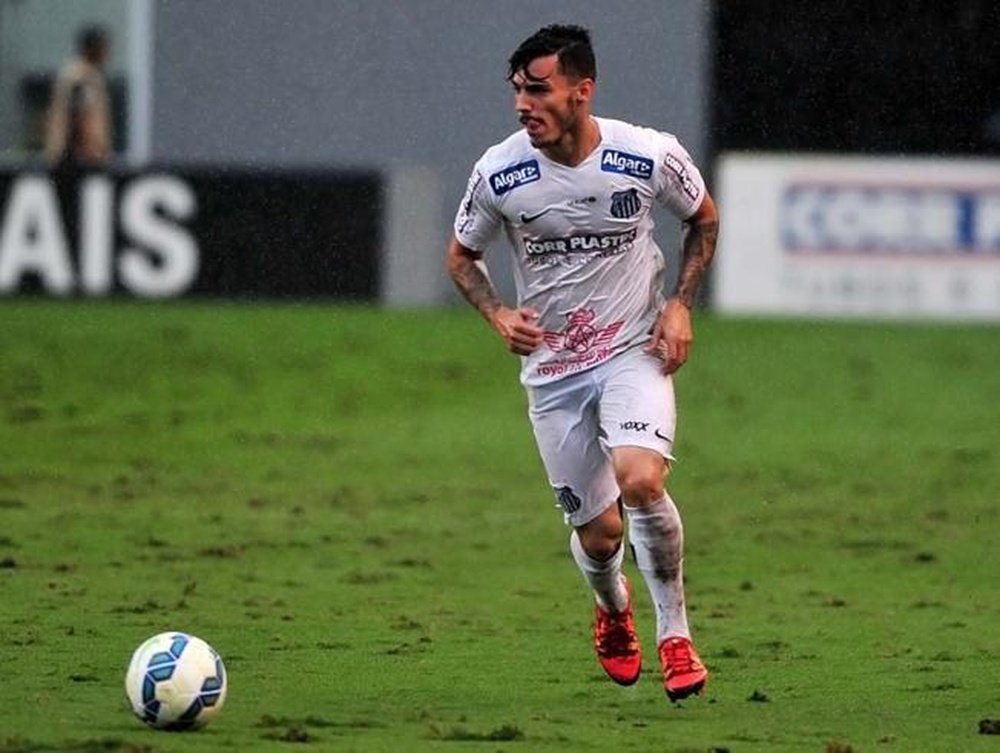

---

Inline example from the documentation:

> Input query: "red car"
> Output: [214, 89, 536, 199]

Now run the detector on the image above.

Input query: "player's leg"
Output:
[529, 373, 622, 592]
[612, 446, 691, 640]
[601, 348, 707, 700]
[572, 501, 627, 612]
[570, 500, 642, 685]
[527, 376, 640, 685]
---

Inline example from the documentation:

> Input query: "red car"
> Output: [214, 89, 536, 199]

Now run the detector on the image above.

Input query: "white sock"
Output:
[569, 530, 629, 613]
[625, 494, 690, 642]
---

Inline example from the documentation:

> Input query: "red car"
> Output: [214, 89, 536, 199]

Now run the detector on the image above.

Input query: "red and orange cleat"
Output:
[593, 580, 642, 686]
[659, 636, 708, 701]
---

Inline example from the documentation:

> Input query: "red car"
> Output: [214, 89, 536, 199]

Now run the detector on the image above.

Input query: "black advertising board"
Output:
[0, 169, 382, 300]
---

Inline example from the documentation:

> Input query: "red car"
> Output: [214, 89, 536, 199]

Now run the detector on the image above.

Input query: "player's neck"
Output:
[541, 116, 601, 167]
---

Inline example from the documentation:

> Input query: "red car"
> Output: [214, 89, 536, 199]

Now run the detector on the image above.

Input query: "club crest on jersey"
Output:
[601, 149, 654, 180]
[543, 309, 625, 354]
[489, 160, 540, 195]
[610, 188, 641, 219]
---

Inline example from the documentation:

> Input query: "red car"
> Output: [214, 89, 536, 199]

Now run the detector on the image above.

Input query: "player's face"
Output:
[511, 55, 590, 149]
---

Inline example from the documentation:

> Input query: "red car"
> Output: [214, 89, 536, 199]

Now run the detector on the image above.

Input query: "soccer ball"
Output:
[125, 631, 228, 730]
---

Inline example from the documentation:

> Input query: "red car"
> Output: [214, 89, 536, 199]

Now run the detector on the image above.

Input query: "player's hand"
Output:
[645, 298, 692, 374]
[490, 306, 544, 356]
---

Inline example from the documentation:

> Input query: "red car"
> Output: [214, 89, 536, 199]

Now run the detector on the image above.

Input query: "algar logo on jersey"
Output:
[601, 149, 654, 180]
[490, 160, 540, 195]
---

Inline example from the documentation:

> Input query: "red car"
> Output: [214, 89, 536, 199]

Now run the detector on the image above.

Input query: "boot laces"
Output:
[662, 638, 700, 674]
[595, 608, 638, 657]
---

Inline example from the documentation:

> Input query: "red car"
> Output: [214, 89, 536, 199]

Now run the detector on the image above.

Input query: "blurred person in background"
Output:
[447, 25, 718, 703]
[44, 25, 112, 170]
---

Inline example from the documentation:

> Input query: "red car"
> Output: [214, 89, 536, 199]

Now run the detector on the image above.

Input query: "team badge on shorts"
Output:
[610, 188, 641, 219]
[555, 486, 582, 515]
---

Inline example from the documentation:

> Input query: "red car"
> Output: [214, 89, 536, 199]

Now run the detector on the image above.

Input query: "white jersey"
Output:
[454, 116, 705, 386]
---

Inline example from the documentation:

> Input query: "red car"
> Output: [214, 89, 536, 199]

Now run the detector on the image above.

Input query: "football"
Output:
[124, 632, 227, 730]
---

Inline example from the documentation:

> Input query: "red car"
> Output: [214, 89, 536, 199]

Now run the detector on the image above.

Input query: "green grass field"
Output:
[1, 300, 998, 753]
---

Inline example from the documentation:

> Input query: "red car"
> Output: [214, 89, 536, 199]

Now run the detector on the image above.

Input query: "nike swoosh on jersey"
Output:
[655, 429, 672, 442]
[519, 207, 554, 223]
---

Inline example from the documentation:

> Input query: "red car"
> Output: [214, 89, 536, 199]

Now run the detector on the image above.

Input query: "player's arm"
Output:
[646, 192, 719, 374]
[446, 235, 543, 355]
[673, 192, 719, 309]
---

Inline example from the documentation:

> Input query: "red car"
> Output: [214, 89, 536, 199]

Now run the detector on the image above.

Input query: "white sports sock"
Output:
[625, 494, 691, 642]
[569, 530, 629, 613]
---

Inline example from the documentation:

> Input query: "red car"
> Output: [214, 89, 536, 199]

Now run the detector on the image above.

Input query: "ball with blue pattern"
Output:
[125, 631, 227, 730]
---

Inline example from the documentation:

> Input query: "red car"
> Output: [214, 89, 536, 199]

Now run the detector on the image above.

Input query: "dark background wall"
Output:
[712, 1, 1000, 155]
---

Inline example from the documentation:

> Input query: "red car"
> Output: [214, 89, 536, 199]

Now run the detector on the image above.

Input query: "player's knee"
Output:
[613, 448, 668, 507]
[576, 512, 623, 561]
[616, 467, 664, 507]
[578, 531, 622, 561]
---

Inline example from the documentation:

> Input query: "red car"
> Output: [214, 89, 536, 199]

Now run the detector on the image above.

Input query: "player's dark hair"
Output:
[77, 25, 108, 56]
[507, 24, 596, 82]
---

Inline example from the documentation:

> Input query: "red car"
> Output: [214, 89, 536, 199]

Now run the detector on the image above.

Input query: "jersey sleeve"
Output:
[654, 135, 706, 220]
[453, 162, 502, 252]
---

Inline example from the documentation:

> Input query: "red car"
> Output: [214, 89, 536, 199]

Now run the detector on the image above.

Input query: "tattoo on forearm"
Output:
[449, 255, 502, 321]
[672, 218, 719, 308]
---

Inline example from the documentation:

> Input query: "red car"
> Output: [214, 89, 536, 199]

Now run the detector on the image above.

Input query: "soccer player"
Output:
[446, 24, 719, 701]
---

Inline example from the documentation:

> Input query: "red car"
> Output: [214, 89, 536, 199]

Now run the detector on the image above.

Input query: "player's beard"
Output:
[533, 98, 581, 150]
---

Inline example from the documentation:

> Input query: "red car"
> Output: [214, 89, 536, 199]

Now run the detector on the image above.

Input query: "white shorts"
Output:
[526, 345, 676, 528]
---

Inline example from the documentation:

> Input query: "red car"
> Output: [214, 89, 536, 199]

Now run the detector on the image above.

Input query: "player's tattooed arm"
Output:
[446, 235, 544, 355]
[446, 235, 503, 321]
[647, 193, 719, 374]
[672, 193, 719, 309]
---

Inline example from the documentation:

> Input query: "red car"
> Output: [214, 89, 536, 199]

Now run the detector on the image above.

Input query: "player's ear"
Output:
[576, 78, 595, 104]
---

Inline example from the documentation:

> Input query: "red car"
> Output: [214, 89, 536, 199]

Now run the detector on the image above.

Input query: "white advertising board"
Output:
[713, 154, 1000, 319]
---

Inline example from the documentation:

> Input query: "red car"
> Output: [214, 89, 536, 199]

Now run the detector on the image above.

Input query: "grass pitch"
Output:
[0, 300, 998, 752]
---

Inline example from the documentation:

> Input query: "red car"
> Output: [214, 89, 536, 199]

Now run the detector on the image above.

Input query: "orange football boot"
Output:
[658, 635, 708, 701]
[593, 579, 642, 686]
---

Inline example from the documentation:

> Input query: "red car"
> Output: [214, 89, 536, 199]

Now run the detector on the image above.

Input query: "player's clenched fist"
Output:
[645, 298, 693, 375]
[490, 306, 544, 355]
